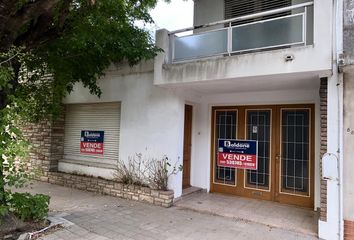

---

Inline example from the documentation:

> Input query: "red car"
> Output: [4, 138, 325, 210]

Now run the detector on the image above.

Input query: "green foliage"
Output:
[0, 191, 9, 222]
[1, 0, 167, 219]
[0, 111, 31, 185]
[7, 192, 50, 222]
[0, 205, 9, 219]
[11, 0, 163, 120]
[0, 0, 164, 208]
[0, 75, 33, 203]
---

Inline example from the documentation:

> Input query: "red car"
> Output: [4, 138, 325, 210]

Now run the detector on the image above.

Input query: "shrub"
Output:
[0, 191, 10, 223]
[114, 154, 182, 191]
[144, 156, 182, 191]
[8, 192, 50, 221]
[114, 153, 147, 186]
[0, 205, 8, 218]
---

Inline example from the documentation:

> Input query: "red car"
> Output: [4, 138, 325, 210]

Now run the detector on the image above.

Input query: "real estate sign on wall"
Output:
[217, 139, 258, 170]
[80, 130, 104, 155]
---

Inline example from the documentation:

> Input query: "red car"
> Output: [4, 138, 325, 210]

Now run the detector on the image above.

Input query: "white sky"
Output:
[150, 0, 194, 31]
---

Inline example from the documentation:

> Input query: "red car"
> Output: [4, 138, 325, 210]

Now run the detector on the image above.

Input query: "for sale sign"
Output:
[80, 130, 104, 155]
[217, 139, 258, 170]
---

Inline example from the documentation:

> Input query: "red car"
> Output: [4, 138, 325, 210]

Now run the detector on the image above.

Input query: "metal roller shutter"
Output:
[224, 0, 292, 25]
[63, 102, 121, 168]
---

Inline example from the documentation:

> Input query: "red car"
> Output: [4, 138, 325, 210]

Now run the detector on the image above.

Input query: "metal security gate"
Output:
[63, 102, 121, 168]
[210, 104, 314, 208]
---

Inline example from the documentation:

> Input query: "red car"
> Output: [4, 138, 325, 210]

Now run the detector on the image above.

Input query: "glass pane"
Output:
[215, 110, 237, 185]
[232, 14, 304, 52]
[174, 29, 228, 61]
[281, 109, 310, 196]
[246, 110, 271, 190]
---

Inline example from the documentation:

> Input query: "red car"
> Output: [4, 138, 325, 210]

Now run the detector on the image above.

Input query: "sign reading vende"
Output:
[80, 130, 104, 155]
[217, 139, 258, 170]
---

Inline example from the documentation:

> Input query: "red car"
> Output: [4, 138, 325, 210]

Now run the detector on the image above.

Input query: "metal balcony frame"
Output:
[169, 1, 313, 63]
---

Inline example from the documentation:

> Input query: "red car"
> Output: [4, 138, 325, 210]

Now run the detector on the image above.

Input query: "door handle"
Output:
[276, 154, 281, 162]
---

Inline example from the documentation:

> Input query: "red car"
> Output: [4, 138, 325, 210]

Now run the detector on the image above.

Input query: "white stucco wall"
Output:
[59, 59, 323, 209]
[343, 0, 354, 226]
[61, 62, 185, 198]
[344, 66, 354, 221]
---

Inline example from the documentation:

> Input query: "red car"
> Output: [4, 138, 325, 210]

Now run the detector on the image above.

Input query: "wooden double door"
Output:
[210, 105, 314, 208]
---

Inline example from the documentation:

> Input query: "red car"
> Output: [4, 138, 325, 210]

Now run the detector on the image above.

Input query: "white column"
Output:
[318, 70, 343, 240]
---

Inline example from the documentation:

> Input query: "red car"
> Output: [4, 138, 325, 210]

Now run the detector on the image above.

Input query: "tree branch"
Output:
[0, 52, 19, 65]
[0, 0, 71, 51]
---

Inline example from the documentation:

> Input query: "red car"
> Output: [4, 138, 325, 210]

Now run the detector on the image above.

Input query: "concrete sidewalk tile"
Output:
[24, 181, 317, 240]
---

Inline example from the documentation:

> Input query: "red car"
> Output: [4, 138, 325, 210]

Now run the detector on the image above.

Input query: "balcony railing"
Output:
[170, 2, 313, 62]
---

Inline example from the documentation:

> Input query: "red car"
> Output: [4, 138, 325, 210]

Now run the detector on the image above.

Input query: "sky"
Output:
[149, 0, 194, 31]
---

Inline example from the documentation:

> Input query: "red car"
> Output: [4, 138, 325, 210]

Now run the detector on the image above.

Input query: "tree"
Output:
[0, 0, 165, 206]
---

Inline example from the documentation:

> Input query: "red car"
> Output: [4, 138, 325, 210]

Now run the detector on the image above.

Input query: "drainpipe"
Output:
[334, 0, 344, 239]
[337, 74, 344, 240]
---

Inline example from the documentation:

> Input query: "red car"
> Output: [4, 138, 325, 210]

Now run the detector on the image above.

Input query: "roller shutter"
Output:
[224, 0, 292, 25]
[63, 102, 121, 168]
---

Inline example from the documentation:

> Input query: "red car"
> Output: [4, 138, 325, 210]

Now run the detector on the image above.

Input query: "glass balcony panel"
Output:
[174, 29, 228, 61]
[232, 14, 304, 52]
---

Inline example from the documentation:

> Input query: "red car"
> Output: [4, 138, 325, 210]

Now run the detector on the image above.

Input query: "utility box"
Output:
[322, 153, 338, 181]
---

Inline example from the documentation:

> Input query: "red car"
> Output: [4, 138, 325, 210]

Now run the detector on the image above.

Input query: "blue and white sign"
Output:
[217, 139, 258, 170]
[80, 130, 104, 155]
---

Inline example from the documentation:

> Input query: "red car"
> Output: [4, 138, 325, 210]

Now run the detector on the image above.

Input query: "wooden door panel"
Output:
[275, 105, 314, 208]
[210, 104, 315, 208]
[183, 105, 193, 189]
[241, 108, 275, 201]
[212, 109, 238, 186]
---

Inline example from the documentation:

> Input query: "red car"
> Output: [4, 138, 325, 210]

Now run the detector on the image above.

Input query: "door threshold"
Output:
[182, 186, 203, 197]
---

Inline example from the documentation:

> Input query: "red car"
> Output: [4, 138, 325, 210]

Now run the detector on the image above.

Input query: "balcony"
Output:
[154, 0, 332, 86]
[170, 2, 313, 62]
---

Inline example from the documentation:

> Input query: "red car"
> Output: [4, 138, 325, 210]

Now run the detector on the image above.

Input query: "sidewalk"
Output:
[176, 191, 318, 236]
[17, 181, 318, 240]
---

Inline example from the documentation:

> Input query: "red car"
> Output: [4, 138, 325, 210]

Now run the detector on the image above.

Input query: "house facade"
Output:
[24, 0, 354, 239]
